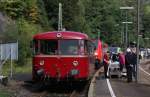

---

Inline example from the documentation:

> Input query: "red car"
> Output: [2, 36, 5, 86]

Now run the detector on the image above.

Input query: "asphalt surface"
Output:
[110, 78, 150, 97]
[95, 74, 111, 97]
[95, 74, 150, 97]
[94, 59, 150, 97]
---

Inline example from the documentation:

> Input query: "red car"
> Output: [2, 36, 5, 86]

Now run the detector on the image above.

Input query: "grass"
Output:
[1, 59, 32, 76]
[0, 59, 31, 97]
[0, 90, 13, 97]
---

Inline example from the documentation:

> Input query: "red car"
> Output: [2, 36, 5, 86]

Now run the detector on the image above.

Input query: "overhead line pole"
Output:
[136, 0, 140, 83]
[125, 10, 128, 49]
[58, 3, 62, 31]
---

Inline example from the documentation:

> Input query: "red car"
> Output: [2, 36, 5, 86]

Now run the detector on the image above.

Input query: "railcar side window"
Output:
[33, 40, 40, 55]
[79, 40, 85, 55]
[87, 41, 95, 55]
[59, 40, 78, 55]
[79, 40, 93, 55]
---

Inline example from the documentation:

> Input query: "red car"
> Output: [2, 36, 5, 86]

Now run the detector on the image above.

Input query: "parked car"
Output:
[109, 47, 121, 54]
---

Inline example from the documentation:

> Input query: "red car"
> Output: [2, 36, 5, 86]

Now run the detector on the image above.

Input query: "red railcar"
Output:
[32, 31, 95, 82]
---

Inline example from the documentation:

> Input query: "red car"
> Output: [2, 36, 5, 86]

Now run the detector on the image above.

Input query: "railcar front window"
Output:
[33, 40, 58, 55]
[40, 40, 58, 55]
[59, 40, 78, 55]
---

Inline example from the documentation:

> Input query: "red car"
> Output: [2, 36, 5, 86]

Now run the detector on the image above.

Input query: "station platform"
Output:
[89, 59, 150, 97]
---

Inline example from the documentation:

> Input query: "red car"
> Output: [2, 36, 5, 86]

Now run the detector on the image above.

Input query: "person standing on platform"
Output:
[131, 47, 137, 79]
[118, 51, 125, 72]
[103, 51, 110, 78]
[125, 48, 133, 82]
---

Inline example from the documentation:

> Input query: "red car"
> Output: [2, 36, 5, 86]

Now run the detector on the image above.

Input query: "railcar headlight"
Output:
[72, 61, 78, 66]
[57, 33, 62, 38]
[39, 60, 44, 66]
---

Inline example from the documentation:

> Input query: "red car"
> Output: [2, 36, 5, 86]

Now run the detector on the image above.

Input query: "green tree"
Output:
[16, 18, 43, 65]
[0, 0, 26, 19]
[143, 4, 150, 37]
[143, 4, 150, 47]
[2, 18, 43, 65]
[85, 0, 121, 44]
[0, 0, 51, 65]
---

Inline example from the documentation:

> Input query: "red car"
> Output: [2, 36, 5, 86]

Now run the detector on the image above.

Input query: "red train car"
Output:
[32, 31, 95, 82]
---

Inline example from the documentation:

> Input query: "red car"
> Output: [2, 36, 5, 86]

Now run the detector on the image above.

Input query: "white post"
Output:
[17, 41, 18, 60]
[10, 44, 13, 78]
[0, 42, 1, 63]
[0, 42, 2, 74]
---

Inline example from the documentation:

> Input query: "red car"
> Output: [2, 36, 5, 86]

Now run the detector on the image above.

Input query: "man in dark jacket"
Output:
[131, 47, 137, 79]
[125, 48, 133, 82]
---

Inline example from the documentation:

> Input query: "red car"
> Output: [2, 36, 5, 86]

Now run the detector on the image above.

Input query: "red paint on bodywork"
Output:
[33, 31, 88, 40]
[33, 55, 89, 79]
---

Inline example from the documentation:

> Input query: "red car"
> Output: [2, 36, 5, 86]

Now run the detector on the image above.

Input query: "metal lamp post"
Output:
[136, 0, 140, 83]
[122, 21, 133, 48]
[120, 7, 134, 50]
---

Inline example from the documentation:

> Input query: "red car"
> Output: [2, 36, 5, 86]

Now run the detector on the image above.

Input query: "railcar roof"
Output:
[33, 31, 89, 40]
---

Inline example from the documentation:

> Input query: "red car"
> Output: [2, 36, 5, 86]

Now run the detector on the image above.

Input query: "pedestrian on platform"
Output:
[118, 51, 125, 72]
[125, 48, 132, 82]
[103, 51, 110, 78]
[131, 47, 137, 79]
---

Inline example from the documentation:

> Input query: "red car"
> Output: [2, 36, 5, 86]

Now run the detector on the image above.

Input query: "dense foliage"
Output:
[0, 0, 51, 65]
[44, 0, 150, 46]
[0, 0, 149, 65]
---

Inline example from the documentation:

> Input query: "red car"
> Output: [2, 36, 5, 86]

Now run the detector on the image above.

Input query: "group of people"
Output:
[103, 47, 137, 82]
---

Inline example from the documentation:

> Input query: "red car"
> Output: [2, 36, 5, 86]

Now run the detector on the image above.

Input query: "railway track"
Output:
[22, 71, 93, 97]
[0, 68, 101, 97]
[24, 80, 90, 97]
[69, 83, 90, 97]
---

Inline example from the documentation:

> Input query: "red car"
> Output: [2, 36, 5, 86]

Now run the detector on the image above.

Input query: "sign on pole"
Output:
[0, 42, 18, 60]
[0, 42, 18, 78]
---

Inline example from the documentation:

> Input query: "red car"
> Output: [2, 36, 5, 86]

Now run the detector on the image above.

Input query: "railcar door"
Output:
[86, 40, 95, 77]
